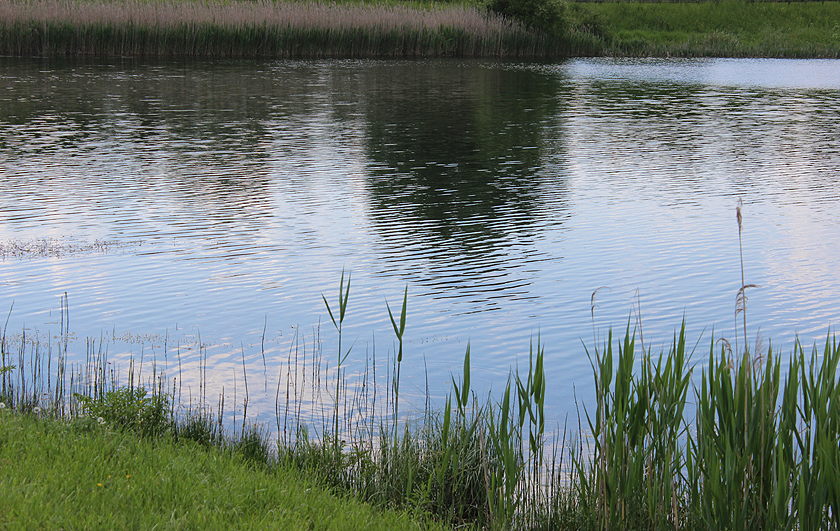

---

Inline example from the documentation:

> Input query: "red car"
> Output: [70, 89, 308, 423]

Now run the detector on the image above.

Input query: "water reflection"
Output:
[360, 62, 570, 305]
[0, 58, 287, 246]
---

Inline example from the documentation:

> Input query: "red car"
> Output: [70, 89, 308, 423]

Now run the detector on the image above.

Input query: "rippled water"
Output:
[1, 57, 839, 428]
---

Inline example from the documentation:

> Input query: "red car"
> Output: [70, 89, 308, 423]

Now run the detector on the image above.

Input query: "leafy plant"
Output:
[74, 386, 170, 436]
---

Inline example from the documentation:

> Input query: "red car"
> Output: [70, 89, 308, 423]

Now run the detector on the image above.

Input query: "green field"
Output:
[0, 0, 838, 57]
[572, 0, 840, 57]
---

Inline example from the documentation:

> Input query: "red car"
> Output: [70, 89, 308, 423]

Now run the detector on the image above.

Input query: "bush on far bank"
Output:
[487, 0, 568, 35]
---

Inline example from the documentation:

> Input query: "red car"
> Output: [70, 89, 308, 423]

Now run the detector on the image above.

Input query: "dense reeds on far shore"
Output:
[0, 0, 566, 57]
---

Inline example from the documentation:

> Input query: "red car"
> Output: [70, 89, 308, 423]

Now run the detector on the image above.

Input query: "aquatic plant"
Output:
[3, 0, 838, 58]
[322, 269, 351, 448]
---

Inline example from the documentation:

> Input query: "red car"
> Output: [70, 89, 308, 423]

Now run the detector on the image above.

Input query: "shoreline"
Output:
[3, 321, 839, 529]
[1, 0, 838, 58]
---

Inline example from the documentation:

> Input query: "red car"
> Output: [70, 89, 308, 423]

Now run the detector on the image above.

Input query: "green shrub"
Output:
[487, 0, 567, 36]
[74, 386, 171, 436]
[567, 2, 609, 41]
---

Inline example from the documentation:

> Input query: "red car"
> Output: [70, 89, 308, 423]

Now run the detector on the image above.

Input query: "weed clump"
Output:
[74, 386, 171, 437]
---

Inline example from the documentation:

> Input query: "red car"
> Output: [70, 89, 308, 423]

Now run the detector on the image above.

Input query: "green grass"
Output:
[4, 314, 840, 529]
[0, 411, 450, 530]
[570, 0, 840, 57]
[7, 328, 840, 530]
[273, 318, 840, 530]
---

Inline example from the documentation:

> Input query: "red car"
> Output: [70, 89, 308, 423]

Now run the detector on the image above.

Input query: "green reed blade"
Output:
[459, 343, 470, 414]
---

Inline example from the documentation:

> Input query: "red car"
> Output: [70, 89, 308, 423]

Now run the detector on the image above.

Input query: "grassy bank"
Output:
[571, 0, 840, 57]
[0, 411, 450, 530]
[3, 280, 840, 529]
[1, 0, 838, 57]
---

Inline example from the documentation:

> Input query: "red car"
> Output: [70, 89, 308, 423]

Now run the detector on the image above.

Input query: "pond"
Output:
[1, 57, 839, 431]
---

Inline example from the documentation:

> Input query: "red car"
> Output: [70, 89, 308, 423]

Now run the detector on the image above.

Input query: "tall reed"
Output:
[0, 0, 567, 57]
[322, 269, 350, 448]
[386, 285, 408, 436]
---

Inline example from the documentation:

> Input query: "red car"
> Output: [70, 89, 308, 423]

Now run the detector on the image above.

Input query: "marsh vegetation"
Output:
[1, 0, 838, 57]
[2, 281, 839, 529]
[0, 0, 563, 57]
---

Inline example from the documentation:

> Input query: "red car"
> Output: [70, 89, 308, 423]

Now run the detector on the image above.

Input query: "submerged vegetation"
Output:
[2, 282, 840, 529]
[1, 0, 838, 57]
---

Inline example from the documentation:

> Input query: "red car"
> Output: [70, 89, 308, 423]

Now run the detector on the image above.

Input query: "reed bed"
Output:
[2, 282, 840, 529]
[0, 0, 564, 56]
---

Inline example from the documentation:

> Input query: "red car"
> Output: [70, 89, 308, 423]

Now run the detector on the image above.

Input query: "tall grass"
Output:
[2, 277, 840, 529]
[0, 0, 567, 57]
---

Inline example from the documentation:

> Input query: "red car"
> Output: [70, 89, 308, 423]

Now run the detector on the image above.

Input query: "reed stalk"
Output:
[322, 269, 350, 449]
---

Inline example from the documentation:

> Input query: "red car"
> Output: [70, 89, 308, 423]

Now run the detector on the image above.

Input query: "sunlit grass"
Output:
[0, 411, 451, 530]
[574, 0, 840, 58]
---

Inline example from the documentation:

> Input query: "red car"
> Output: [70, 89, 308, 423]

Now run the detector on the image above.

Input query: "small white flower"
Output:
[32, 406, 42, 414]
[97, 417, 106, 425]
[0, 402, 6, 410]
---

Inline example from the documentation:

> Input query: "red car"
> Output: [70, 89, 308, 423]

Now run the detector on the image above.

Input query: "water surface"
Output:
[2, 57, 839, 429]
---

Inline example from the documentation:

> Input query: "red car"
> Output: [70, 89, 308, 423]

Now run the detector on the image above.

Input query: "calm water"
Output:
[1, 57, 839, 429]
